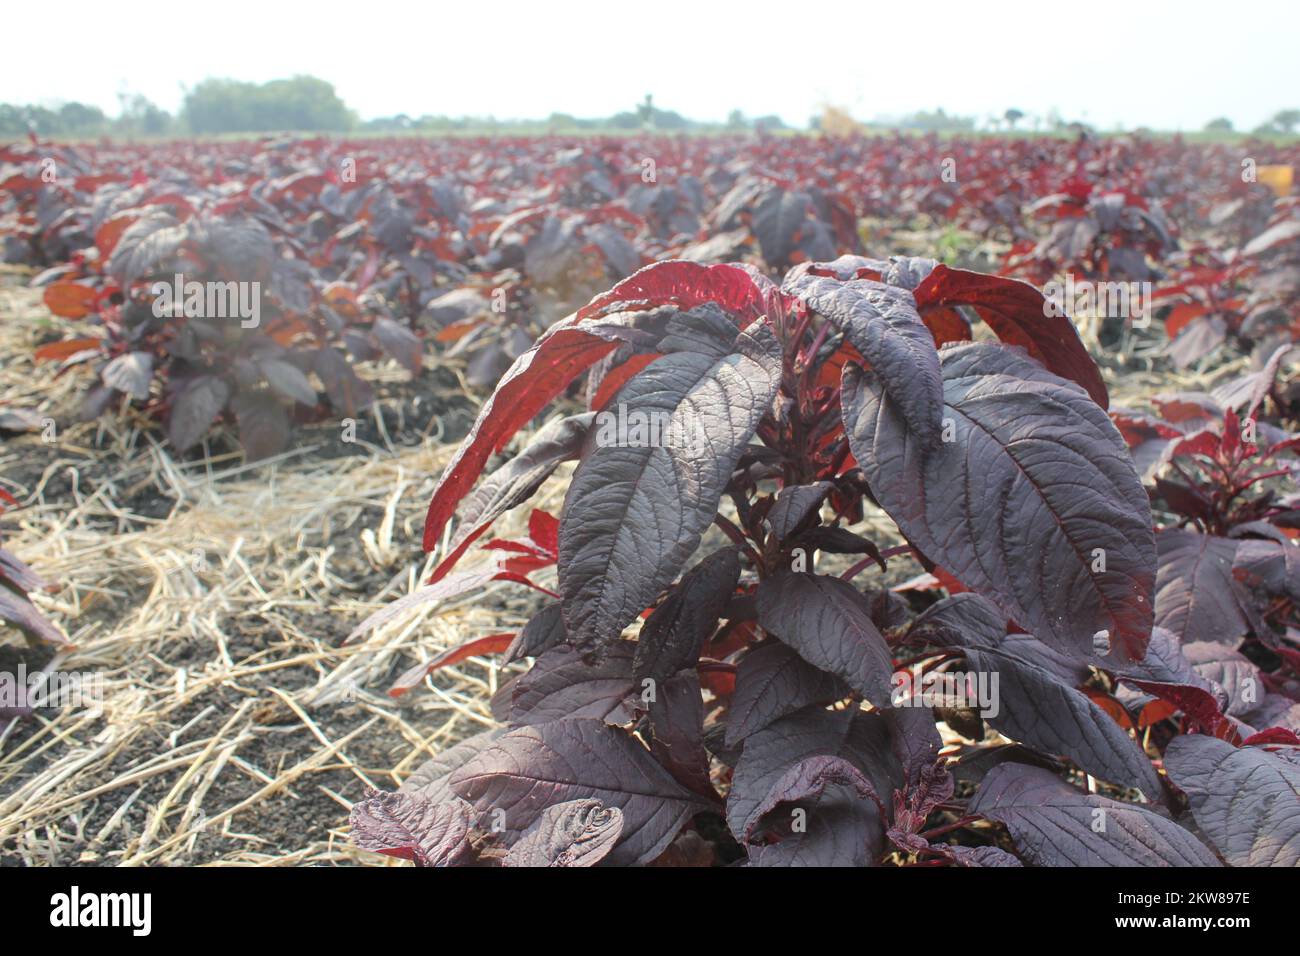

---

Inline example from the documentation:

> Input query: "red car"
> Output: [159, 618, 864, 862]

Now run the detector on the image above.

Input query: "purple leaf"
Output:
[962, 644, 1163, 799]
[888, 706, 945, 794]
[1164, 735, 1299, 867]
[745, 754, 879, 843]
[746, 791, 884, 867]
[0, 585, 69, 647]
[505, 603, 568, 664]
[633, 548, 739, 684]
[1233, 538, 1300, 605]
[349, 790, 473, 866]
[232, 392, 290, 460]
[647, 672, 716, 800]
[372, 317, 423, 375]
[1168, 315, 1227, 369]
[1154, 531, 1255, 646]
[256, 356, 317, 407]
[752, 188, 834, 269]
[101, 351, 153, 401]
[107, 209, 183, 284]
[400, 728, 507, 804]
[844, 341, 1155, 662]
[727, 706, 899, 844]
[0, 548, 50, 595]
[1183, 641, 1262, 717]
[1111, 627, 1228, 729]
[726, 639, 850, 747]
[756, 572, 895, 708]
[766, 481, 834, 540]
[504, 799, 624, 868]
[506, 642, 638, 726]
[558, 320, 780, 646]
[944, 844, 1024, 867]
[449, 718, 710, 866]
[313, 346, 374, 418]
[434, 413, 594, 584]
[970, 763, 1220, 866]
[789, 275, 944, 444]
[168, 375, 230, 451]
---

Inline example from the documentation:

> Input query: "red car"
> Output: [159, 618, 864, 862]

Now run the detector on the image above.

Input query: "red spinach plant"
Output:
[346, 255, 1290, 866]
[34, 209, 421, 458]
[0, 488, 66, 648]
[1111, 346, 1300, 758]
[1003, 181, 1176, 285]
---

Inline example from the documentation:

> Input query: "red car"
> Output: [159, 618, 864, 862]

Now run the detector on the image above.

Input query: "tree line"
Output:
[0, 76, 352, 138]
[2, 79, 1295, 139]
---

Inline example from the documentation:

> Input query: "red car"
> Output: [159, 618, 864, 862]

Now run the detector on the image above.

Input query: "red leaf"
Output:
[919, 306, 972, 346]
[434, 317, 479, 343]
[94, 214, 137, 260]
[912, 265, 1108, 409]
[34, 337, 101, 362]
[500, 554, 554, 575]
[528, 509, 559, 557]
[1164, 302, 1211, 338]
[42, 282, 98, 319]
[388, 632, 516, 697]
[421, 322, 636, 553]
[1083, 689, 1136, 730]
[576, 259, 774, 324]
[1241, 728, 1300, 747]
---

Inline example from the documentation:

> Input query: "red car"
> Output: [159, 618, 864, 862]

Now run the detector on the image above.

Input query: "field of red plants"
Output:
[0, 129, 1297, 870]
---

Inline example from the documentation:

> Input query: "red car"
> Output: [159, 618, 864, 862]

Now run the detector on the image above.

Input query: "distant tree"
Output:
[181, 76, 353, 134]
[900, 108, 975, 132]
[0, 104, 22, 136]
[1004, 108, 1024, 129]
[181, 79, 256, 133]
[727, 109, 747, 130]
[0, 101, 109, 137]
[1272, 109, 1300, 134]
[652, 108, 690, 130]
[256, 76, 354, 131]
[115, 93, 173, 136]
[58, 102, 107, 133]
[1204, 116, 1234, 132]
[613, 102, 689, 131]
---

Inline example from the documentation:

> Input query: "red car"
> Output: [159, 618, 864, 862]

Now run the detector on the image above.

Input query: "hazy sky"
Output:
[4, 0, 1297, 130]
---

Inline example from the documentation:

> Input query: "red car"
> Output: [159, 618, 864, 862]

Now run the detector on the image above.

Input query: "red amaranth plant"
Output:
[349, 256, 1297, 867]
[0, 488, 66, 648]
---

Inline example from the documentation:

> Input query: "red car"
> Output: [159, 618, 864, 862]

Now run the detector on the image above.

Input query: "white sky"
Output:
[3, 0, 1297, 130]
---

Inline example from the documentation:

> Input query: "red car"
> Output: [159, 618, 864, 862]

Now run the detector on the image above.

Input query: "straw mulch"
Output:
[0, 271, 552, 865]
